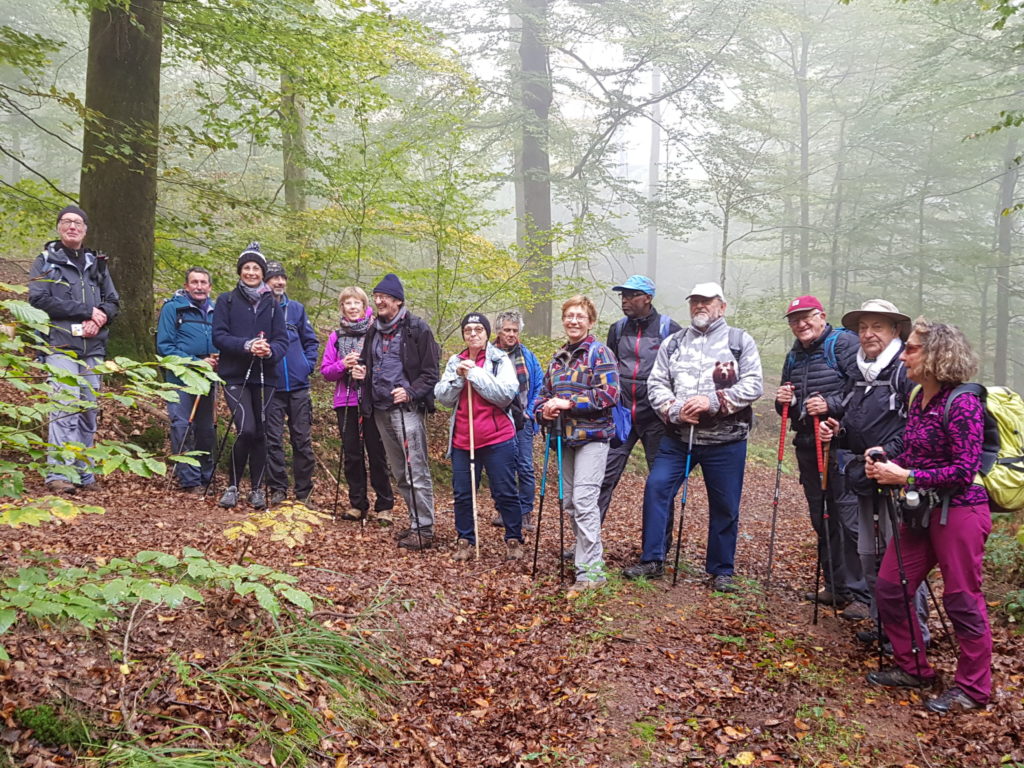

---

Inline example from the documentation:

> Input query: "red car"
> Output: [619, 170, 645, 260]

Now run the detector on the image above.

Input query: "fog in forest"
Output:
[2, 0, 1022, 379]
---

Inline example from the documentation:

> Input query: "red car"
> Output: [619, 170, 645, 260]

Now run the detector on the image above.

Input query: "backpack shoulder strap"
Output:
[942, 383, 985, 429]
[608, 317, 627, 352]
[823, 328, 854, 374]
[727, 326, 744, 363]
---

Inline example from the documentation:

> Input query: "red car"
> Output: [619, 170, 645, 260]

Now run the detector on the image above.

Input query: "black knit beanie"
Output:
[236, 241, 267, 275]
[56, 205, 89, 227]
[461, 312, 491, 338]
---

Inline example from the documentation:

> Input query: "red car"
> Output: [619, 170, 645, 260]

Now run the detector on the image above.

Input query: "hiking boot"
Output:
[925, 686, 982, 714]
[181, 485, 206, 496]
[803, 589, 848, 607]
[218, 485, 239, 508]
[840, 601, 871, 621]
[249, 489, 267, 510]
[297, 495, 318, 511]
[398, 527, 434, 551]
[452, 538, 474, 562]
[623, 561, 665, 580]
[561, 548, 575, 562]
[339, 508, 366, 522]
[711, 574, 737, 593]
[522, 513, 536, 532]
[566, 578, 606, 598]
[866, 667, 930, 689]
[46, 479, 77, 495]
[375, 509, 394, 527]
[269, 489, 288, 506]
[491, 514, 503, 527]
[856, 629, 882, 645]
[506, 538, 525, 562]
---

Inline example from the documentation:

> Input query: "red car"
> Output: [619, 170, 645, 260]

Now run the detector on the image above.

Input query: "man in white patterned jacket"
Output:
[622, 282, 764, 592]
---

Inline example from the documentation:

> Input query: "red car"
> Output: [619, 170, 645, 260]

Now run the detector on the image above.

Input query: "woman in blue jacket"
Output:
[211, 243, 288, 509]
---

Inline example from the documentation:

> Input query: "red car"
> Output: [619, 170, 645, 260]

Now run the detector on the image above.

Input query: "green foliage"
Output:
[223, 502, 332, 562]
[0, 495, 104, 528]
[0, 548, 317, 660]
[14, 703, 90, 748]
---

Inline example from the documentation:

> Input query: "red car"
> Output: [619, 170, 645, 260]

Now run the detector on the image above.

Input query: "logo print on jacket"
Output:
[713, 360, 737, 390]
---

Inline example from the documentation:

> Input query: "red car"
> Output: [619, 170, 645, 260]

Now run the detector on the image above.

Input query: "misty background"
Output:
[1, 0, 1021, 380]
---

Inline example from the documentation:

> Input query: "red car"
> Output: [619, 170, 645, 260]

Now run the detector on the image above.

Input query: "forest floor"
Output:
[2, 400, 1023, 768]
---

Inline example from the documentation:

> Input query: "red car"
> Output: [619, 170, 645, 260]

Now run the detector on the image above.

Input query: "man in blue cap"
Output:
[597, 275, 681, 523]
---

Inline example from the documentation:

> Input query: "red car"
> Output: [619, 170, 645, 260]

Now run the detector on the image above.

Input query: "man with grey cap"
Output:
[263, 260, 319, 508]
[598, 275, 681, 523]
[623, 282, 763, 590]
[817, 300, 929, 648]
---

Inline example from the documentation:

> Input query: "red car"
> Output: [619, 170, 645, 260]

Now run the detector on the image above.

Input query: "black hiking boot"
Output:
[622, 561, 665, 580]
[398, 527, 434, 551]
[866, 667, 931, 689]
[925, 686, 982, 714]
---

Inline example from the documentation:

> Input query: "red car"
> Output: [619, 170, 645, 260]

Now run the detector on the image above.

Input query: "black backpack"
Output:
[491, 358, 527, 431]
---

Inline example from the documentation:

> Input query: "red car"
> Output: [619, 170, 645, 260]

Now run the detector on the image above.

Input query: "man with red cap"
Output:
[776, 296, 869, 618]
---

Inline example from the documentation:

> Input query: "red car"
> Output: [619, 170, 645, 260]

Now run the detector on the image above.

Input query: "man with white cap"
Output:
[598, 275, 681, 523]
[623, 282, 763, 590]
[818, 300, 929, 646]
[776, 295, 869, 619]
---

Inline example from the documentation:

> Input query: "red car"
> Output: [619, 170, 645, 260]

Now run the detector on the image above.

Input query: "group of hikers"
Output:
[29, 206, 997, 714]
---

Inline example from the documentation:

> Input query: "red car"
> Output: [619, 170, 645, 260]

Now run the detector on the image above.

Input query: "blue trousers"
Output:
[641, 435, 747, 575]
[167, 387, 216, 489]
[452, 438, 522, 544]
[513, 420, 536, 517]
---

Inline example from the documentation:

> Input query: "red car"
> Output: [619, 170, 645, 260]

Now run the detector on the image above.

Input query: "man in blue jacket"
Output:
[263, 261, 319, 508]
[156, 267, 219, 493]
[29, 205, 120, 494]
[492, 310, 544, 531]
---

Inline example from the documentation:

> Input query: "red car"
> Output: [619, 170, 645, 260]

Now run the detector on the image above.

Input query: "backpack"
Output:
[909, 383, 1024, 515]
[491, 358, 526, 431]
[783, 327, 856, 381]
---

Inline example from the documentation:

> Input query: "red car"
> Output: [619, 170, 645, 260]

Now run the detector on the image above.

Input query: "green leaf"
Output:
[277, 586, 314, 613]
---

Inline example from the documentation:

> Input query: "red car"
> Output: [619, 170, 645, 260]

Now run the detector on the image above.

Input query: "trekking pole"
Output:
[922, 575, 957, 655]
[332, 402, 347, 518]
[872, 487, 885, 671]
[556, 413, 566, 585]
[398, 404, 424, 550]
[168, 391, 203, 489]
[812, 412, 839, 621]
[467, 380, 480, 560]
[252, 332, 269, 499]
[882, 486, 925, 679]
[531, 423, 552, 579]
[671, 423, 696, 587]
[764, 387, 790, 590]
[203, 356, 257, 499]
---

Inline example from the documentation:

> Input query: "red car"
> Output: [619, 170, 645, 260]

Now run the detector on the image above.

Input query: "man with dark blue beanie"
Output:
[357, 273, 440, 549]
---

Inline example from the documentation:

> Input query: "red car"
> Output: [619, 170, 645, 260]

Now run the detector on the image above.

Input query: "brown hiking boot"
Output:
[339, 508, 366, 522]
[452, 538, 474, 562]
[490, 514, 503, 527]
[505, 539, 525, 561]
[375, 509, 394, 527]
[522, 513, 536, 532]
[398, 527, 433, 551]
[45, 479, 77, 495]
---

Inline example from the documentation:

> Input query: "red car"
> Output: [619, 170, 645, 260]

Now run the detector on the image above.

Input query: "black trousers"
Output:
[265, 388, 315, 498]
[223, 383, 272, 490]
[336, 405, 394, 512]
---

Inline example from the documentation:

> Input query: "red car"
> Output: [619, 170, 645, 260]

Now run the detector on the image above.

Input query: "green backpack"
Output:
[909, 383, 1024, 515]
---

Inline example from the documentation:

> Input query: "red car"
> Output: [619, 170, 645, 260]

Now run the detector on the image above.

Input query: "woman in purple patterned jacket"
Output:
[864, 319, 991, 713]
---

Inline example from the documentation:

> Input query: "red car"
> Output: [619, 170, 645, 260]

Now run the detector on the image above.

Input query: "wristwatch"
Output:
[906, 470, 916, 487]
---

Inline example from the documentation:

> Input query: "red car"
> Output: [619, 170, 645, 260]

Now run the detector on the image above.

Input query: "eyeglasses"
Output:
[619, 290, 646, 299]
[463, 326, 486, 336]
[904, 343, 923, 353]
[787, 311, 821, 327]
[59, 217, 86, 228]
[563, 313, 589, 322]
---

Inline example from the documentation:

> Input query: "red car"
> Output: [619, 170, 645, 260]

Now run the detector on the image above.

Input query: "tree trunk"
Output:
[518, 0, 553, 336]
[827, 118, 846, 312]
[646, 68, 660, 282]
[80, 0, 162, 360]
[994, 133, 1019, 385]
[720, 191, 731, 291]
[280, 70, 309, 297]
[796, 32, 811, 293]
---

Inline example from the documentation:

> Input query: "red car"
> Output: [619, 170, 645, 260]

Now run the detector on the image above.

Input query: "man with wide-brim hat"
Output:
[819, 299, 930, 650]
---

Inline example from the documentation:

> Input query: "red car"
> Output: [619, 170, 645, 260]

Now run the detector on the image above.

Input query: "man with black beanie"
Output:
[358, 273, 440, 549]
[29, 205, 120, 494]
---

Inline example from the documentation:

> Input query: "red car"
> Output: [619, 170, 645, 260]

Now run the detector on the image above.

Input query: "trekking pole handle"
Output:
[777, 385, 790, 463]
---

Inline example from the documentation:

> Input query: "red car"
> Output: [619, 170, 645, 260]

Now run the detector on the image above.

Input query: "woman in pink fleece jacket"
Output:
[320, 286, 394, 522]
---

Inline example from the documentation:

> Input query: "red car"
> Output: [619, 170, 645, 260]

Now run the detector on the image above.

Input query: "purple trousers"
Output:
[875, 502, 992, 704]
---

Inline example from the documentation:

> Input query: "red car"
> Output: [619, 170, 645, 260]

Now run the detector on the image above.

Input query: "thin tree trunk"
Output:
[518, 0, 553, 336]
[797, 32, 811, 293]
[720, 192, 731, 290]
[827, 118, 846, 311]
[994, 133, 1019, 385]
[646, 68, 660, 281]
[80, 0, 162, 359]
[280, 70, 309, 295]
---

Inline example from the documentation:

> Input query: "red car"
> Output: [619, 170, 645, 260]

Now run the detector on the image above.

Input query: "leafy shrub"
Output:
[14, 703, 90, 748]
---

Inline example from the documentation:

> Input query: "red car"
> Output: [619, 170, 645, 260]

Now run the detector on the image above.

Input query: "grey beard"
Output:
[691, 312, 711, 330]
